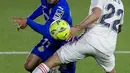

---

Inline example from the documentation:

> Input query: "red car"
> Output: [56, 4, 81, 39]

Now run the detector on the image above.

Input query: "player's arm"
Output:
[27, 6, 65, 35]
[29, 6, 65, 35]
[13, 17, 49, 35]
[26, 18, 50, 35]
[76, 8, 101, 30]
[67, 8, 101, 40]
[67, 0, 103, 40]
[76, 0, 104, 30]
[28, 5, 43, 20]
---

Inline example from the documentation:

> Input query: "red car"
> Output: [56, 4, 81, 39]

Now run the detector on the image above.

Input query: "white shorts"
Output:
[56, 34, 115, 72]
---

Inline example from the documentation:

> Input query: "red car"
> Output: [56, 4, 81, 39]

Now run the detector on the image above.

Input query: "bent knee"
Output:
[24, 63, 35, 72]
[24, 53, 42, 72]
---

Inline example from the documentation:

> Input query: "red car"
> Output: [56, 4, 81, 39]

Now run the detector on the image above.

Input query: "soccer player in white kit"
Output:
[32, 0, 124, 73]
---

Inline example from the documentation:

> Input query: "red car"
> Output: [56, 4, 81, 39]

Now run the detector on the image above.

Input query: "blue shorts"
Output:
[31, 37, 64, 61]
[31, 36, 78, 62]
[31, 47, 56, 61]
[31, 37, 77, 73]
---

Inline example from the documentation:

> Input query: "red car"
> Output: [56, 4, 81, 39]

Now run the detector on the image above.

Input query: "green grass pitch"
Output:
[0, 0, 130, 73]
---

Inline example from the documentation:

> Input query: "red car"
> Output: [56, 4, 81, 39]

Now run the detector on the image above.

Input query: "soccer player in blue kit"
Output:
[13, 0, 76, 73]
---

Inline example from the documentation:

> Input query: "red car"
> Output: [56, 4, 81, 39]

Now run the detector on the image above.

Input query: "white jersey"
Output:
[86, 0, 124, 54]
[52, 0, 125, 72]
[54, 0, 124, 71]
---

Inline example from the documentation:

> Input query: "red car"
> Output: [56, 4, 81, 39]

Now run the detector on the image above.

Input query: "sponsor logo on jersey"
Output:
[53, 6, 64, 20]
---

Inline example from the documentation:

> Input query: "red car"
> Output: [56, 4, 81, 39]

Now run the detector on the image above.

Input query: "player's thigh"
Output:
[25, 38, 44, 67]
[25, 37, 50, 69]
[25, 47, 55, 70]
[25, 53, 42, 69]
[56, 39, 95, 63]
[94, 50, 115, 72]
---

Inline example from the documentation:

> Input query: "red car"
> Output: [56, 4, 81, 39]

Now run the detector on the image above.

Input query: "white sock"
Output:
[32, 63, 50, 73]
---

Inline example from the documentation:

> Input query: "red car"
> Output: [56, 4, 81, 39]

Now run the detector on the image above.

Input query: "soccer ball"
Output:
[49, 20, 70, 40]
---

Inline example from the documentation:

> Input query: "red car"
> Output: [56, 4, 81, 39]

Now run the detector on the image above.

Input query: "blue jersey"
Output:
[29, 0, 72, 27]
[27, 0, 72, 51]
[26, 0, 73, 58]
[27, 1, 76, 73]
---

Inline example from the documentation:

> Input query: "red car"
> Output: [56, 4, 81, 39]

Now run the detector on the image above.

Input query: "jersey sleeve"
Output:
[26, 18, 51, 36]
[49, 6, 65, 21]
[28, 5, 43, 20]
[91, 0, 105, 10]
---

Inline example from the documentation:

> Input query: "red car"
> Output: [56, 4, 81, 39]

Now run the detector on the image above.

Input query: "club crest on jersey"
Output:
[38, 46, 44, 52]
[53, 6, 64, 20]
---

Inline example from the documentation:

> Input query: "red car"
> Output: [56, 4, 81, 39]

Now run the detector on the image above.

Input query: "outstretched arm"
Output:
[13, 17, 51, 36]
[67, 7, 101, 40]
[76, 8, 101, 30]
[28, 5, 43, 20]
[26, 18, 49, 35]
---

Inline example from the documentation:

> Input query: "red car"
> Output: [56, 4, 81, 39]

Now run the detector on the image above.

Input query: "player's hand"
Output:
[12, 17, 27, 31]
[67, 26, 79, 41]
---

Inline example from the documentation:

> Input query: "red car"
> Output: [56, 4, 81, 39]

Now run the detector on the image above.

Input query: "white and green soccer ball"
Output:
[49, 20, 70, 40]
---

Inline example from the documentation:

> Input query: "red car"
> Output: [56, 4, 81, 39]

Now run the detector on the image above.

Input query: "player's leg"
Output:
[24, 53, 42, 72]
[24, 37, 54, 72]
[94, 50, 116, 73]
[31, 53, 62, 73]
[24, 37, 46, 72]
[58, 36, 78, 73]
[32, 36, 95, 73]
[24, 38, 44, 72]
[26, 45, 58, 73]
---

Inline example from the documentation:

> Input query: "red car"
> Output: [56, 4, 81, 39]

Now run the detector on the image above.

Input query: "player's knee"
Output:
[53, 53, 62, 65]
[24, 53, 42, 72]
[44, 53, 61, 68]
[24, 63, 34, 72]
